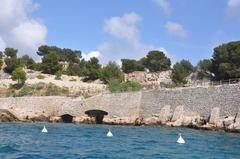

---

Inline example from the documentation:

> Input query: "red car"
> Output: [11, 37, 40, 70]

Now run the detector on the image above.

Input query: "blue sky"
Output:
[0, 0, 240, 65]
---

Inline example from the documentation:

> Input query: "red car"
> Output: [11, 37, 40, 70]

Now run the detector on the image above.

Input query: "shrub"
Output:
[69, 78, 77, 82]
[108, 80, 142, 93]
[46, 83, 60, 96]
[36, 74, 45, 79]
[46, 83, 69, 96]
[55, 70, 62, 80]
[17, 85, 34, 97]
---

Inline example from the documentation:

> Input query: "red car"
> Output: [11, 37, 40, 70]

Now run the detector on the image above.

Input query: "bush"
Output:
[160, 82, 178, 88]
[36, 74, 45, 79]
[108, 80, 142, 93]
[55, 70, 62, 80]
[11, 67, 27, 85]
[46, 83, 69, 96]
[17, 85, 34, 97]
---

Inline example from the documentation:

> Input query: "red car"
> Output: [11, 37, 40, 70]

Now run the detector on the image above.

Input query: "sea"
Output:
[0, 123, 240, 159]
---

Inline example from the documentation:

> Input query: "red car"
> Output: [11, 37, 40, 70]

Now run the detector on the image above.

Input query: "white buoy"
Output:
[107, 129, 113, 137]
[42, 125, 48, 133]
[177, 133, 185, 144]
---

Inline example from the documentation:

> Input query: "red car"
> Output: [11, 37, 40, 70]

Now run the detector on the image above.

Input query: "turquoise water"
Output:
[0, 123, 240, 159]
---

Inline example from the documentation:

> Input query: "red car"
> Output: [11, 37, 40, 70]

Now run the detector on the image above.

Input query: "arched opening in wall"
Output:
[61, 114, 74, 123]
[85, 110, 108, 124]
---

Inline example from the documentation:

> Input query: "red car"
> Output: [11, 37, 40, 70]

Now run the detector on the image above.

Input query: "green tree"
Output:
[211, 41, 240, 80]
[66, 63, 81, 76]
[144, 50, 171, 72]
[4, 48, 19, 73]
[11, 67, 27, 85]
[101, 61, 124, 83]
[41, 52, 62, 74]
[62, 48, 81, 63]
[121, 59, 144, 73]
[37, 45, 81, 63]
[19, 55, 36, 69]
[172, 60, 194, 85]
[0, 51, 3, 70]
[84, 57, 102, 81]
[197, 59, 212, 79]
[4, 48, 17, 58]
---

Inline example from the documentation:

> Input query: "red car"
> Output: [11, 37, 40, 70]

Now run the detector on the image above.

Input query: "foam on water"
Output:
[0, 123, 240, 159]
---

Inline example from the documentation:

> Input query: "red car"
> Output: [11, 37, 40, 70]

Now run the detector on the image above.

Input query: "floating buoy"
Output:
[177, 133, 185, 144]
[107, 129, 113, 137]
[42, 125, 48, 133]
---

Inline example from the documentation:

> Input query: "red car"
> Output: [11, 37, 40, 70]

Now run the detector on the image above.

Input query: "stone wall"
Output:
[0, 96, 85, 120]
[140, 84, 240, 118]
[0, 84, 239, 124]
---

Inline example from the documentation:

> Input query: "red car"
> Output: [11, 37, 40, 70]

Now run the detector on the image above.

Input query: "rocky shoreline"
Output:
[1, 106, 240, 133]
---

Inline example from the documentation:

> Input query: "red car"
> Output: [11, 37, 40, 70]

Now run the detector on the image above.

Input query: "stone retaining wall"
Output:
[0, 84, 239, 127]
[140, 84, 240, 118]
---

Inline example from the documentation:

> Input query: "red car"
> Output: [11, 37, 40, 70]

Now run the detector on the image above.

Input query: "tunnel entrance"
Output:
[61, 114, 74, 123]
[85, 110, 108, 124]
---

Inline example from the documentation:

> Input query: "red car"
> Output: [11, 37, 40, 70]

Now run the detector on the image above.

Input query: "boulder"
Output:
[0, 109, 19, 122]
[134, 117, 143, 126]
[171, 105, 184, 122]
[209, 107, 220, 125]
[50, 116, 62, 122]
[30, 115, 50, 122]
[159, 105, 172, 124]
[223, 116, 235, 128]
[143, 117, 159, 125]
[170, 119, 182, 127]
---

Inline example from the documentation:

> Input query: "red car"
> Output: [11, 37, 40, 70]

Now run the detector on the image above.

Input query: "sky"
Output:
[0, 0, 240, 65]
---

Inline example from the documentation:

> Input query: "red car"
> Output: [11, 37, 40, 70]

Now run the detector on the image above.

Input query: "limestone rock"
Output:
[30, 115, 50, 122]
[223, 116, 235, 128]
[171, 106, 184, 122]
[159, 105, 172, 124]
[143, 117, 159, 125]
[170, 119, 182, 127]
[50, 116, 62, 122]
[209, 107, 220, 125]
[73, 116, 94, 123]
[234, 112, 240, 124]
[134, 117, 143, 126]
[103, 117, 135, 125]
[0, 109, 19, 122]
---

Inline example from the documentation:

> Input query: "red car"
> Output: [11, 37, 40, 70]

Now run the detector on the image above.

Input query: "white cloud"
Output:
[153, 0, 171, 15]
[0, 0, 47, 58]
[226, 0, 240, 20]
[0, 36, 6, 51]
[103, 12, 141, 47]
[82, 51, 102, 61]
[228, 0, 240, 8]
[99, 12, 173, 65]
[164, 21, 187, 38]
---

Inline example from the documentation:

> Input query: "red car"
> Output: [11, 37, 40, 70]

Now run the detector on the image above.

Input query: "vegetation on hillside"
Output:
[0, 40, 240, 92]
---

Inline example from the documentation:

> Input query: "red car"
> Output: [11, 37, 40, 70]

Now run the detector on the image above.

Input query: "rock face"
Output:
[223, 116, 235, 128]
[0, 109, 19, 122]
[30, 115, 50, 122]
[171, 105, 184, 122]
[124, 71, 172, 88]
[209, 107, 220, 125]
[159, 105, 172, 124]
